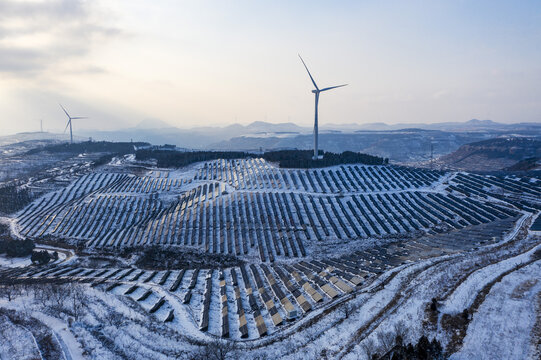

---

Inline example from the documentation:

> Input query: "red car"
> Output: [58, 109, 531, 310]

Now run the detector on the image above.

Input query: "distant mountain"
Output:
[80, 119, 538, 149]
[135, 118, 175, 129]
[419, 119, 539, 131]
[3, 119, 539, 164]
[320, 119, 541, 132]
[189, 121, 308, 134]
[244, 121, 307, 133]
[78, 121, 311, 149]
[209, 129, 495, 163]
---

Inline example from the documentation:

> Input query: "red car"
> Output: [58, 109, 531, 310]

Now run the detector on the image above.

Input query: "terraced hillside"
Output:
[4, 215, 522, 341]
[2, 156, 541, 359]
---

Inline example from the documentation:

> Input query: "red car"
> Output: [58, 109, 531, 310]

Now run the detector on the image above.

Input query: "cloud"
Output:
[0, 0, 85, 18]
[0, 0, 121, 76]
[0, 46, 47, 74]
[432, 89, 449, 99]
[64, 65, 108, 75]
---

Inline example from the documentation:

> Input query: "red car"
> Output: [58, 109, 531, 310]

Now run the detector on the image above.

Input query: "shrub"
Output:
[31, 250, 52, 265]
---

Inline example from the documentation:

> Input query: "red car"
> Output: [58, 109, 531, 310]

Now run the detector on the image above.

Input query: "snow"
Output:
[2, 152, 540, 358]
[0, 318, 42, 360]
[451, 260, 541, 360]
[0, 254, 32, 268]
[32, 312, 85, 360]
[441, 243, 541, 315]
[339, 257, 460, 360]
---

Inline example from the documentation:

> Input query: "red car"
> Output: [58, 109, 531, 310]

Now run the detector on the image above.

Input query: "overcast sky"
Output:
[0, 0, 540, 135]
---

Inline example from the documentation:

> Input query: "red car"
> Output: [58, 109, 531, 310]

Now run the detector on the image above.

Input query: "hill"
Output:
[436, 137, 541, 171]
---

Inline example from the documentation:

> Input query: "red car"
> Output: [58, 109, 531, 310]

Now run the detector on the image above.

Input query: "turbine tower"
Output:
[60, 104, 87, 144]
[299, 55, 347, 160]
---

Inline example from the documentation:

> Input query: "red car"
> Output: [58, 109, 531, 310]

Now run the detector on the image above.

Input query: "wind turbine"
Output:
[60, 104, 87, 144]
[299, 55, 347, 160]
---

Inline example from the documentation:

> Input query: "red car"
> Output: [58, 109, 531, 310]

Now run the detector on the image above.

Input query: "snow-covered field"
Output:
[451, 261, 541, 360]
[1, 153, 540, 359]
[0, 254, 31, 268]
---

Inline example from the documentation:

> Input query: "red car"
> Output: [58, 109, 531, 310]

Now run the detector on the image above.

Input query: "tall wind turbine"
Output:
[299, 55, 347, 160]
[60, 104, 87, 144]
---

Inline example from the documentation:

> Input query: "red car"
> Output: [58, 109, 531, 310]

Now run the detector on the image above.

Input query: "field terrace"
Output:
[2, 155, 540, 358]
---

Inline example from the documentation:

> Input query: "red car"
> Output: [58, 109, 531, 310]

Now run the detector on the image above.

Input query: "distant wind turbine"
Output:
[299, 55, 347, 160]
[60, 104, 87, 144]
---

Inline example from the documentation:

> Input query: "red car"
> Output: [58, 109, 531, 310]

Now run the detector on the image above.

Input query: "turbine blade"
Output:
[320, 84, 348, 92]
[59, 103, 70, 118]
[63, 120, 71, 133]
[298, 54, 319, 90]
[70, 117, 88, 119]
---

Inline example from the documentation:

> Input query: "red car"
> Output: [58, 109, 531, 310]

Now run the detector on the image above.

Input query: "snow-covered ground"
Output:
[441, 243, 541, 315]
[451, 260, 541, 360]
[32, 311, 86, 360]
[1, 153, 540, 359]
[0, 254, 32, 268]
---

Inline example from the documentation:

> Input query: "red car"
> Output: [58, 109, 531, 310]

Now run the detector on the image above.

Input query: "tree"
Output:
[67, 283, 88, 321]
[416, 335, 430, 360]
[377, 331, 396, 354]
[31, 250, 51, 265]
[0, 238, 34, 257]
[361, 338, 378, 359]
[0, 185, 32, 214]
[0, 278, 21, 302]
[430, 298, 438, 312]
[393, 320, 407, 341]
[195, 340, 237, 360]
[461, 309, 469, 321]
[341, 302, 353, 319]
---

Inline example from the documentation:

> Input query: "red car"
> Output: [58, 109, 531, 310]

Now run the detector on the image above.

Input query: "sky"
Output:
[0, 0, 540, 135]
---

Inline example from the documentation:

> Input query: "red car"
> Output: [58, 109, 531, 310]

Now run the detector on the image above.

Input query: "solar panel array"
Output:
[16, 159, 531, 262]
[4, 215, 518, 340]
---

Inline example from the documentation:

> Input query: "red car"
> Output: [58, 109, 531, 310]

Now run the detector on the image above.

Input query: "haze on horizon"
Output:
[0, 0, 540, 136]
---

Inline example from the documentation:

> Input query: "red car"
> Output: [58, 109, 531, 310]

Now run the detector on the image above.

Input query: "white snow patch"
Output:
[451, 260, 541, 360]
[441, 243, 541, 315]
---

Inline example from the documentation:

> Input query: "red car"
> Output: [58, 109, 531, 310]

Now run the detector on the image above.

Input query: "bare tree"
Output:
[123, 338, 144, 358]
[48, 284, 67, 309]
[341, 302, 354, 319]
[34, 283, 52, 307]
[361, 337, 378, 359]
[104, 312, 124, 327]
[195, 339, 238, 360]
[0, 279, 21, 302]
[376, 330, 395, 354]
[393, 320, 407, 343]
[67, 283, 88, 321]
